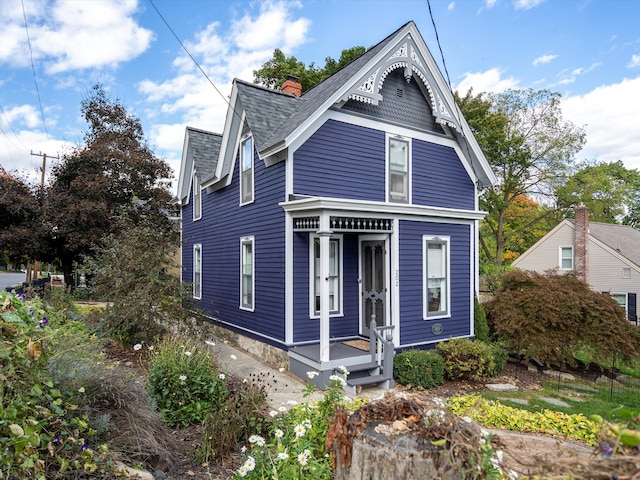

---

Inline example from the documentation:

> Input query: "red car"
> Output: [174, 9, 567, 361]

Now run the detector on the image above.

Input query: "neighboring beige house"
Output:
[512, 206, 640, 323]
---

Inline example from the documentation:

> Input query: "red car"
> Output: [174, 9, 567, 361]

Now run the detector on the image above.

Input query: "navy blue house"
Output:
[176, 21, 496, 389]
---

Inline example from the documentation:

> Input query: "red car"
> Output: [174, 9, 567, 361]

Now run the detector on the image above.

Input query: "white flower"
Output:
[255, 437, 265, 447]
[294, 424, 306, 437]
[306, 371, 319, 379]
[248, 435, 258, 444]
[240, 446, 247, 453]
[237, 465, 247, 477]
[304, 419, 312, 429]
[244, 456, 256, 471]
[184, 351, 192, 356]
[278, 406, 287, 412]
[297, 452, 309, 466]
[219, 373, 226, 380]
[148, 345, 154, 351]
[287, 400, 298, 406]
[269, 410, 279, 418]
[337, 365, 350, 375]
[178, 375, 187, 382]
[329, 374, 347, 386]
[275, 429, 284, 439]
[278, 367, 286, 372]
[277, 452, 289, 460]
[78, 387, 85, 393]
[133, 343, 142, 351]
[230, 354, 237, 360]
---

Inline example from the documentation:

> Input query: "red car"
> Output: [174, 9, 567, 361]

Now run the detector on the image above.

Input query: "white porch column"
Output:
[317, 217, 333, 363]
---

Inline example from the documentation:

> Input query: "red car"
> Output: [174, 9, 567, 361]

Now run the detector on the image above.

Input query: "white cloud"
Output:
[627, 54, 640, 68]
[513, 0, 546, 10]
[448, 2, 456, 11]
[556, 62, 601, 86]
[532, 54, 558, 66]
[455, 68, 519, 95]
[562, 77, 640, 171]
[484, 0, 498, 8]
[0, 0, 153, 73]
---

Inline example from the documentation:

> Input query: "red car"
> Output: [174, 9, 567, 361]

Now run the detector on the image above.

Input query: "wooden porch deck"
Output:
[289, 341, 370, 362]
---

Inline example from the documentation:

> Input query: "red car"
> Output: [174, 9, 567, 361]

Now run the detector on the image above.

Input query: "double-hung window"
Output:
[423, 236, 450, 319]
[193, 244, 202, 300]
[560, 246, 573, 270]
[311, 235, 342, 316]
[240, 237, 254, 310]
[240, 136, 254, 204]
[388, 136, 410, 203]
[193, 173, 201, 221]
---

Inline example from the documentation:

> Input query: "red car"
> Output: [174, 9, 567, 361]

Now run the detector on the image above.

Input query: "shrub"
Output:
[393, 349, 444, 389]
[146, 337, 225, 426]
[436, 338, 505, 381]
[484, 270, 640, 367]
[473, 296, 490, 343]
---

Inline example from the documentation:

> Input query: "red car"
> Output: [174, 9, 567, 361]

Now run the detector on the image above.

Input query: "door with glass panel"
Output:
[359, 236, 388, 337]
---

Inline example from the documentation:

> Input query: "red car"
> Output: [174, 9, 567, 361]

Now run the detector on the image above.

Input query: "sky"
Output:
[1, 0, 639, 193]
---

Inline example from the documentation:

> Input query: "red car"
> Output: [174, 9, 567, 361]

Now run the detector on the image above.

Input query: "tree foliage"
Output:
[253, 46, 366, 92]
[457, 88, 586, 268]
[39, 85, 175, 285]
[484, 270, 640, 367]
[0, 174, 41, 266]
[556, 160, 640, 226]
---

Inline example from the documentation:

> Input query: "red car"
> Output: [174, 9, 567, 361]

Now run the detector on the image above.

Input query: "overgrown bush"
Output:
[147, 337, 225, 426]
[393, 349, 444, 389]
[437, 338, 506, 381]
[474, 296, 490, 343]
[484, 270, 640, 367]
[0, 291, 114, 479]
[198, 376, 270, 463]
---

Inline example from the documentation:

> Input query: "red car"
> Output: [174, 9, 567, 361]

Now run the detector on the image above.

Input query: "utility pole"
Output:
[29, 151, 59, 281]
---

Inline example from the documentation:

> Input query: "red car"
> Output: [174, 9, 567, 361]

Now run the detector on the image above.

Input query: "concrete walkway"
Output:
[203, 337, 386, 410]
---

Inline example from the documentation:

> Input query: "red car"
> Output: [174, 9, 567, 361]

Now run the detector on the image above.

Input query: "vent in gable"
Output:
[396, 88, 404, 98]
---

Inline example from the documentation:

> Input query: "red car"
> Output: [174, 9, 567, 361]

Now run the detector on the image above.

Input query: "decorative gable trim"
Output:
[341, 35, 460, 133]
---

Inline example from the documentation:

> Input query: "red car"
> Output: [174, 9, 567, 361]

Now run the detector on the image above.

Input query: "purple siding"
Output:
[412, 140, 475, 210]
[397, 220, 472, 346]
[292, 233, 360, 342]
[181, 148, 287, 344]
[294, 120, 385, 200]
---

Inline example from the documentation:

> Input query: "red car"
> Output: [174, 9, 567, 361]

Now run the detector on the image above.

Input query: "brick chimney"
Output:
[281, 74, 302, 97]
[574, 205, 589, 282]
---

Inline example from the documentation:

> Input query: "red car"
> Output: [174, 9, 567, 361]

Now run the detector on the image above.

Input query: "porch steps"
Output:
[342, 362, 391, 395]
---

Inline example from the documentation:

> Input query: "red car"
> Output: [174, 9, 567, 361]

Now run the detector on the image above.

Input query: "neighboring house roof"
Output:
[573, 219, 640, 268]
[177, 20, 497, 202]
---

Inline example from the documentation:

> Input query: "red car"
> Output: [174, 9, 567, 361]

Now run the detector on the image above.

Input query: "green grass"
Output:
[480, 378, 640, 423]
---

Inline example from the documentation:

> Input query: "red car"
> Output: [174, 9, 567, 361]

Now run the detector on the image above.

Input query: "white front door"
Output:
[359, 235, 389, 337]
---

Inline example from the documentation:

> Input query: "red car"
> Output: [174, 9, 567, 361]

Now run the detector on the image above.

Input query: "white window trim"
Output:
[559, 246, 573, 270]
[240, 236, 255, 311]
[193, 173, 202, 221]
[193, 244, 202, 300]
[385, 133, 412, 204]
[240, 135, 254, 206]
[309, 233, 344, 319]
[423, 235, 451, 320]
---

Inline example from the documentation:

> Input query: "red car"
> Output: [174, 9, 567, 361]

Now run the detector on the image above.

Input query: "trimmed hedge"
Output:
[393, 349, 444, 389]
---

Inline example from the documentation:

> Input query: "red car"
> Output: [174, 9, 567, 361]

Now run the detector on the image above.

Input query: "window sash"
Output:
[241, 137, 253, 204]
[612, 293, 627, 312]
[193, 244, 202, 299]
[388, 137, 409, 202]
[560, 247, 573, 269]
[313, 237, 341, 315]
[240, 238, 254, 309]
[424, 237, 449, 318]
[193, 174, 201, 220]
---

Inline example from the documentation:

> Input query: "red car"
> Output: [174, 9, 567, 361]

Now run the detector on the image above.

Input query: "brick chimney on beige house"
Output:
[574, 205, 589, 282]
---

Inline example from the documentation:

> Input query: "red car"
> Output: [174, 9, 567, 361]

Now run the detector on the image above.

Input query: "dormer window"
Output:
[240, 136, 254, 204]
[387, 135, 410, 203]
[193, 173, 201, 221]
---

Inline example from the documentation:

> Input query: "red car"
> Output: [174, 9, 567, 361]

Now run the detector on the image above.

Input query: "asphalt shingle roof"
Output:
[187, 127, 222, 180]
[587, 221, 640, 267]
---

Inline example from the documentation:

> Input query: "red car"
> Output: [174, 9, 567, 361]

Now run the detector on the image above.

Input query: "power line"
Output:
[0, 104, 29, 152]
[21, 0, 50, 142]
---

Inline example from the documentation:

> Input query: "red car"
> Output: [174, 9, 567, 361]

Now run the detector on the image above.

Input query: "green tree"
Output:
[253, 46, 366, 92]
[457, 88, 586, 268]
[38, 85, 175, 287]
[556, 160, 640, 225]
